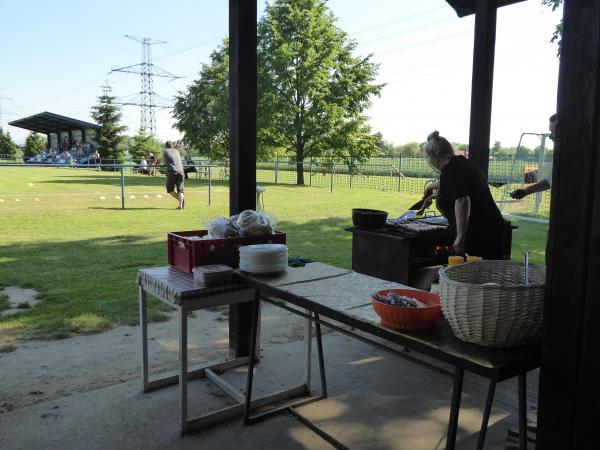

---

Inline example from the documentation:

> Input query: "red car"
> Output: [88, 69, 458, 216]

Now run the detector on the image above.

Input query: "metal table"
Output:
[137, 266, 325, 433]
[238, 264, 540, 450]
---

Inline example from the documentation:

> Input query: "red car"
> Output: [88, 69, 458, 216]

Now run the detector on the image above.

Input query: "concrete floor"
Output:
[0, 304, 537, 450]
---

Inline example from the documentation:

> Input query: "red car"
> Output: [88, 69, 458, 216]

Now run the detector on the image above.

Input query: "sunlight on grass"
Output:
[67, 313, 112, 334]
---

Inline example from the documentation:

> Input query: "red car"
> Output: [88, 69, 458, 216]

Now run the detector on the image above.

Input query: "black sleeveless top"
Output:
[438, 156, 505, 259]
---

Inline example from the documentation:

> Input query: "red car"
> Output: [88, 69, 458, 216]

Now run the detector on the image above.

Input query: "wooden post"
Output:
[537, 1, 600, 448]
[228, 0, 257, 358]
[467, 0, 497, 177]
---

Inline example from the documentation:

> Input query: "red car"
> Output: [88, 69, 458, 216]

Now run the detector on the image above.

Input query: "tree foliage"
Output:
[399, 142, 422, 158]
[542, 0, 563, 56]
[173, 42, 230, 160]
[174, 0, 383, 184]
[258, 0, 383, 183]
[91, 86, 127, 161]
[0, 129, 17, 158]
[128, 129, 163, 161]
[23, 132, 46, 158]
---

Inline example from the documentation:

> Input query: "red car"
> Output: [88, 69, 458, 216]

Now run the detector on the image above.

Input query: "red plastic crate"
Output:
[167, 230, 287, 273]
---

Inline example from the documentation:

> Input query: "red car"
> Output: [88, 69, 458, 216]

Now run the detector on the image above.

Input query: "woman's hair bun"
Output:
[427, 130, 440, 141]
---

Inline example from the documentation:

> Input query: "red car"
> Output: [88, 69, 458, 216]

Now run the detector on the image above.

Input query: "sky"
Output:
[0, 0, 562, 150]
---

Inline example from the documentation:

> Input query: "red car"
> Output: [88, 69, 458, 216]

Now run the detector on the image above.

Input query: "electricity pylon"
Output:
[111, 35, 181, 136]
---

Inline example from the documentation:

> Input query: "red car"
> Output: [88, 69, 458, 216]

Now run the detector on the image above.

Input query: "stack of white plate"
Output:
[239, 244, 288, 274]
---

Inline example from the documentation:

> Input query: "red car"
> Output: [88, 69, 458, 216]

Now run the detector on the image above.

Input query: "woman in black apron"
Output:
[423, 131, 505, 259]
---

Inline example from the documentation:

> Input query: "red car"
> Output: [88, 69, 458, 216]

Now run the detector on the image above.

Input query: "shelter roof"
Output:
[8, 112, 101, 134]
[445, 0, 526, 17]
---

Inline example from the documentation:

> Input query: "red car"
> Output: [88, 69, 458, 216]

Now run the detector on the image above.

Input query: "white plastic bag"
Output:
[202, 216, 240, 239]
[233, 210, 277, 237]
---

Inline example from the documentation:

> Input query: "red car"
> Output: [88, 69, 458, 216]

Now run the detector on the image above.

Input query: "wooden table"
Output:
[238, 263, 540, 450]
[136, 266, 328, 433]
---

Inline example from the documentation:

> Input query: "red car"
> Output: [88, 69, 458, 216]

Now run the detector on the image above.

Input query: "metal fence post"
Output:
[397, 155, 402, 192]
[309, 159, 313, 186]
[120, 164, 125, 209]
[208, 165, 212, 206]
[330, 161, 334, 193]
[349, 157, 354, 189]
[534, 135, 546, 215]
[275, 155, 279, 184]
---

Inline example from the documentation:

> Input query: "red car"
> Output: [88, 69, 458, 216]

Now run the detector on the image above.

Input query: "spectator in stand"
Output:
[140, 156, 148, 175]
[63, 150, 74, 166]
[183, 149, 197, 179]
[149, 153, 157, 176]
[92, 149, 101, 171]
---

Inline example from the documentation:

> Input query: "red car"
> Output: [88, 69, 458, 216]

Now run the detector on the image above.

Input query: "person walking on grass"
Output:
[162, 141, 185, 210]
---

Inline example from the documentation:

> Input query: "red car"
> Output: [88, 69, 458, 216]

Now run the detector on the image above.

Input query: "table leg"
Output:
[446, 367, 464, 450]
[244, 297, 261, 424]
[304, 309, 313, 391]
[139, 286, 148, 392]
[314, 313, 327, 398]
[476, 379, 497, 450]
[179, 306, 188, 434]
[518, 373, 527, 450]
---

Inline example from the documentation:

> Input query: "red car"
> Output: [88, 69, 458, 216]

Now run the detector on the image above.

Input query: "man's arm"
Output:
[510, 179, 551, 199]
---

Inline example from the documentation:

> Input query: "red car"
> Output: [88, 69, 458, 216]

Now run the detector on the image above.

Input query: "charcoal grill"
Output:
[346, 218, 514, 286]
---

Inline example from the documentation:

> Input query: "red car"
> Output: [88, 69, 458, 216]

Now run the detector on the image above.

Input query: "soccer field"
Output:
[0, 166, 549, 342]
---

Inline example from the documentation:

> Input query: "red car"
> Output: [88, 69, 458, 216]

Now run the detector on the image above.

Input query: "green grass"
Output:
[0, 166, 549, 342]
[0, 294, 9, 311]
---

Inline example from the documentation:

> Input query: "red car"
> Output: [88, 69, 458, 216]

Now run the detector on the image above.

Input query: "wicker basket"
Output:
[439, 260, 545, 348]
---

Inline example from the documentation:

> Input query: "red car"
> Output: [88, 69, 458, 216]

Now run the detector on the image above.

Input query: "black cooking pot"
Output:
[352, 208, 388, 229]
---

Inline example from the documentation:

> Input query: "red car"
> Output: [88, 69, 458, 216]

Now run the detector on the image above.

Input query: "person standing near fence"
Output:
[510, 114, 557, 200]
[162, 141, 185, 210]
[148, 153, 157, 176]
[92, 149, 100, 171]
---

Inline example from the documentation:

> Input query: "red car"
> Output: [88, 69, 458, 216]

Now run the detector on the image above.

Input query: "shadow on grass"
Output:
[0, 215, 547, 343]
[88, 207, 166, 211]
[38, 173, 329, 190]
[0, 234, 173, 342]
[0, 217, 354, 342]
[38, 174, 223, 187]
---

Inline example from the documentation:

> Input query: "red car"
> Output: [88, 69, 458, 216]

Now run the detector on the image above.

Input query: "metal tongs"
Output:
[408, 195, 434, 217]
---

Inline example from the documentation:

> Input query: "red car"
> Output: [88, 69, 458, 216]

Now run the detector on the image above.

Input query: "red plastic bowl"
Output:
[371, 288, 441, 331]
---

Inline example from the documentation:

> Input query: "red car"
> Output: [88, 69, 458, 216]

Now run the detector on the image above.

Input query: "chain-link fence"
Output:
[1, 153, 552, 219]
[228, 155, 551, 219]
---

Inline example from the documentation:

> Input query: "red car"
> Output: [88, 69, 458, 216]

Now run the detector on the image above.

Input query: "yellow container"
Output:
[448, 256, 464, 266]
[467, 256, 483, 263]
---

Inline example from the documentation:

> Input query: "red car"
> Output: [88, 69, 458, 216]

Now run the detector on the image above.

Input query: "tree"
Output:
[399, 142, 421, 158]
[91, 86, 127, 162]
[542, 0, 563, 56]
[174, 0, 383, 183]
[0, 129, 17, 158]
[258, 0, 383, 184]
[23, 132, 46, 158]
[173, 41, 230, 160]
[128, 129, 163, 161]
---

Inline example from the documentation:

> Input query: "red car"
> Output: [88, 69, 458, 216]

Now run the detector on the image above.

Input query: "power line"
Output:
[153, 35, 224, 61]
[348, 6, 445, 36]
